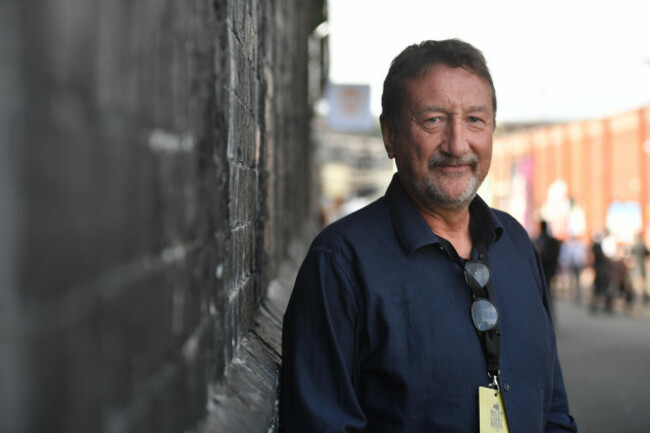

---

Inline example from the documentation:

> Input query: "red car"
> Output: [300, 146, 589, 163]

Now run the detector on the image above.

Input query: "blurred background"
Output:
[2, 0, 650, 432]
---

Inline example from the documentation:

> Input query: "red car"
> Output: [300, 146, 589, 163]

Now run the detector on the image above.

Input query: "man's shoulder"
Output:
[486, 207, 533, 245]
[311, 197, 391, 252]
[489, 207, 523, 230]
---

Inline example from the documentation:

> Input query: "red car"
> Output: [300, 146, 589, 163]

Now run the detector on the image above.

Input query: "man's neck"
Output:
[411, 197, 473, 259]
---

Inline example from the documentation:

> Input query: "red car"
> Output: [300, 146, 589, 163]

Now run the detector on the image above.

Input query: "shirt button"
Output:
[503, 383, 511, 392]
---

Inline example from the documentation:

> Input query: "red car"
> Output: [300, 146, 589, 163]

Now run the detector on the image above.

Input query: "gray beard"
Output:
[420, 174, 479, 210]
[411, 153, 482, 211]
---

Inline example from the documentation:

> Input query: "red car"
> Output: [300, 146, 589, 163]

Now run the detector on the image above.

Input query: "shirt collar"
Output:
[384, 173, 504, 255]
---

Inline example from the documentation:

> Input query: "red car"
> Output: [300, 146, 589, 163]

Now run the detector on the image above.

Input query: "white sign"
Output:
[326, 83, 375, 132]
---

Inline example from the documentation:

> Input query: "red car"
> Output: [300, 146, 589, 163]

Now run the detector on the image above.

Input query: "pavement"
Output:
[553, 294, 650, 433]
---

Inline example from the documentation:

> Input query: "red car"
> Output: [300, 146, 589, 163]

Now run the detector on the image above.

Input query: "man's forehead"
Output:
[418, 104, 491, 113]
[404, 74, 493, 112]
[408, 64, 489, 88]
[413, 65, 488, 86]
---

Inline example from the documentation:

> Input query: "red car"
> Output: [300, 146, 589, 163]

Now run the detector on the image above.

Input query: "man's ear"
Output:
[380, 116, 396, 159]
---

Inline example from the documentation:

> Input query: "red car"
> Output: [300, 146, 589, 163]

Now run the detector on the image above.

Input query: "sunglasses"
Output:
[463, 261, 499, 333]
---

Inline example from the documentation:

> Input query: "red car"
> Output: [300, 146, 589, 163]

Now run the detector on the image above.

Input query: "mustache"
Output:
[428, 153, 479, 169]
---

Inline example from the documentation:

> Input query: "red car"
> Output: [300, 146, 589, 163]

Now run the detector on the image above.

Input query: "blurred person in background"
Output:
[280, 39, 576, 432]
[559, 235, 587, 304]
[589, 230, 612, 314]
[609, 243, 634, 313]
[534, 220, 562, 299]
[630, 232, 650, 304]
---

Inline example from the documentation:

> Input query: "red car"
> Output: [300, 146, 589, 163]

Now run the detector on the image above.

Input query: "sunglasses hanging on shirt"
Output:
[436, 233, 502, 390]
[464, 261, 499, 333]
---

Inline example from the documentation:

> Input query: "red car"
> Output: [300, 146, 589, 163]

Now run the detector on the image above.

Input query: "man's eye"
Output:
[468, 116, 481, 123]
[425, 117, 442, 124]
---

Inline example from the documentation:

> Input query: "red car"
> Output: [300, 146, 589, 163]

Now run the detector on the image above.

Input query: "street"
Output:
[554, 298, 650, 433]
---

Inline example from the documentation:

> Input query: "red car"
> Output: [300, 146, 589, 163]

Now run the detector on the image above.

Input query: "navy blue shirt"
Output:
[280, 175, 577, 432]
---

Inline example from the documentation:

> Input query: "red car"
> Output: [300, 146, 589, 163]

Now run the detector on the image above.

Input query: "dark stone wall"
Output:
[0, 1, 325, 432]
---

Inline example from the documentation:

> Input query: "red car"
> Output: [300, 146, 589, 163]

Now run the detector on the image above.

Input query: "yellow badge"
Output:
[479, 386, 510, 433]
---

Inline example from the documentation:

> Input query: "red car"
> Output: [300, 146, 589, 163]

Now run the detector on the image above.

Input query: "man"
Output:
[589, 230, 612, 314]
[534, 220, 562, 294]
[280, 39, 577, 432]
[630, 232, 649, 303]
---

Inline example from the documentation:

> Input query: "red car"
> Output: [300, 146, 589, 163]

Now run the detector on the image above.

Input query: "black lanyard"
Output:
[474, 238, 501, 382]
[437, 230, 501, 385]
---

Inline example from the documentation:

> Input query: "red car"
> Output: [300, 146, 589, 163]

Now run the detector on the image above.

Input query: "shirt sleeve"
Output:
[279, 249, 367, 432]
[544, 357, 578, 432]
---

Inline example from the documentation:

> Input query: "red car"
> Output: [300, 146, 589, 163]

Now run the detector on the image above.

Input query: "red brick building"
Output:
[489, 106, 650, 244]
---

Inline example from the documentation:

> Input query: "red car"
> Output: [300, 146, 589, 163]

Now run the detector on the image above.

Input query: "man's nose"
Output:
[441, 119, 469, 155]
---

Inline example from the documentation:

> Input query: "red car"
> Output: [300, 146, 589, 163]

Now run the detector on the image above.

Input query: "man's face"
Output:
[383, 63, 494, 212]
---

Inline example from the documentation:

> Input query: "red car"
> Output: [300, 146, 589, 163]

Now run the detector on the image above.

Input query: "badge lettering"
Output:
[479, 387, 509, 433]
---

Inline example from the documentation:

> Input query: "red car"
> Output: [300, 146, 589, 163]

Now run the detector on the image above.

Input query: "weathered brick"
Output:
[1, 0, 326, 432]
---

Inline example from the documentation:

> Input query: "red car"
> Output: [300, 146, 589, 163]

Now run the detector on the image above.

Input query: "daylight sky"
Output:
[327, 0, 650, 123]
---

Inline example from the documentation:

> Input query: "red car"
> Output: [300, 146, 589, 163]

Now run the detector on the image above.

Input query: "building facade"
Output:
[490, 106, 650, 243]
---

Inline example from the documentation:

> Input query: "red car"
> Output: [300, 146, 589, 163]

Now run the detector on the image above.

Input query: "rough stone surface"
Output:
[200, 237, 307, 432]
[0, 0, 325, 432]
